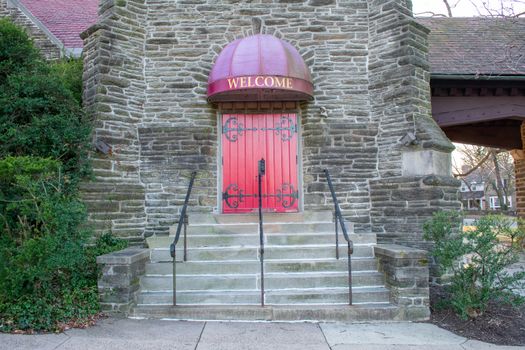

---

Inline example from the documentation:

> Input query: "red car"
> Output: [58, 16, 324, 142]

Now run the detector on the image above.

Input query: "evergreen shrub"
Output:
[0, 19, 126, 332]
[424, 211, 525, 319]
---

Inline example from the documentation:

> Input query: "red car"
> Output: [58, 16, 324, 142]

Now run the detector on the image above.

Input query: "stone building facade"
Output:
[0, 0, 62, 60]
[81, 0, 460, 248]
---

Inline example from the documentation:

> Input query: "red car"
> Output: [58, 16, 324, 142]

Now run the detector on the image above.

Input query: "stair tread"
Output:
[143, 270, 381, 277]
[139, 286, 388, 295]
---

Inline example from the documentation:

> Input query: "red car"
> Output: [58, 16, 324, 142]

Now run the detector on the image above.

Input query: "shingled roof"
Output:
[418, 17, 525, 76]
[18, 0, 98, 49]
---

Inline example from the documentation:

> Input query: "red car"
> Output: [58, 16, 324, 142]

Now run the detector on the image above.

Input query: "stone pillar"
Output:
[374, 244, 430, 321]
[97, 248, 149, 316]
[367, 0, 461, 249]
[80, 0, 147, 242]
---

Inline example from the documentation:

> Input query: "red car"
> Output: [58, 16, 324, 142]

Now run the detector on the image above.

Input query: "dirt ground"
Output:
[428, 286, 525, 346]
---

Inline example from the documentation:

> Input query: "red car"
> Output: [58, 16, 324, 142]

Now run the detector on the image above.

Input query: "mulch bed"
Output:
[428, 286, 525, 346]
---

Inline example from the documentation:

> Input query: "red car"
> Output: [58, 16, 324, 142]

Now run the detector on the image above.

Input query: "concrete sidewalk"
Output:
[0, 318, 523, 350]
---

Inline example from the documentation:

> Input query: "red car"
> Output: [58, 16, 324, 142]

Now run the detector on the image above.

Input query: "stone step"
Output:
[130, 304, 407, 322]
[140, 271, 384, 291]
[265, 287, 390, 305]
[137, 287, 390, 305]
[264, 272, 384, 289]
[189, 211, 334, 224]
[145, 258, 378, 275]
[174, 222, 353, 235]
[149, 244, 375, 262]
[147, 232, 375, 249]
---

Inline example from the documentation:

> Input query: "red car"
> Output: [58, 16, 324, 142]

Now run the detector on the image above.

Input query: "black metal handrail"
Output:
[323, 168, 353, 305]
[170, 171, 197, 306]
[258, 158, 266, 306]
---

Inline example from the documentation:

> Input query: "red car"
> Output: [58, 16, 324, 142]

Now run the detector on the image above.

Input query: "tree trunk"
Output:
[491, 150, 508, 210]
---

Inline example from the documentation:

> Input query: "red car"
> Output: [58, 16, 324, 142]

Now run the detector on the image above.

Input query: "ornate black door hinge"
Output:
[222, 116, 297, 142]
[222, 182, 299, 209]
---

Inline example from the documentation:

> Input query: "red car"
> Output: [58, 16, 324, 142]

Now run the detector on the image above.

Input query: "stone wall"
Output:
[97, 248, 149, 315]
[0, 0, 62, 60]
[82, 0, 460, 246]
[374, 244, 430, 320]
[80, 0, 148, 242]
[367, 0, 460, 248]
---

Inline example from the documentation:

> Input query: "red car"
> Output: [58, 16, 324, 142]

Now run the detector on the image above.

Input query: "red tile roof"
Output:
[19, 0, 98, 48]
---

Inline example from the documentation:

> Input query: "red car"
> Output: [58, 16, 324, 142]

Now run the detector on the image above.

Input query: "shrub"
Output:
[0, 19, 126, 332]
[50, 58, 83, 106]
[0, 19, 90, 180]
[424, 211, 525, 319]
[0, 18, 41, 85]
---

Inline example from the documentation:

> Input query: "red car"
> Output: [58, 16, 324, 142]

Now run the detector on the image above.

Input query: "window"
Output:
[489, 196, 512, 209]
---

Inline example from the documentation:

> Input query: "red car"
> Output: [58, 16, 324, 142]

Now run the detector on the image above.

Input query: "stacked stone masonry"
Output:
[0, 0, 62, 60]
[97, 248, 150, 315]
[82, 0, 460, 249]
[374, 244, 430, 320]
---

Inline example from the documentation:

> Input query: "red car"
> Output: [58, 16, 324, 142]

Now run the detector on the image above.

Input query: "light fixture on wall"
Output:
[319, 106, 328, 118]
[94, 140, 112, 155]
[399, 132, 419, 146]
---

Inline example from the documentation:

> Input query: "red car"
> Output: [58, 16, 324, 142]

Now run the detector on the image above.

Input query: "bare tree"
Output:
[414, 0, 525, 17]
[454, 145, 515, 210]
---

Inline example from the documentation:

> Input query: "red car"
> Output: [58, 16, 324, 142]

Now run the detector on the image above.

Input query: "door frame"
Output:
[216, 110, 304, 214]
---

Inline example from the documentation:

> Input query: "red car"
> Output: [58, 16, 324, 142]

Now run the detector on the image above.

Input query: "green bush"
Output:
[50, 58, 83, 105]
[0, 18, 41, 85]
[0, 19, 126, 332]
[424, 211, 525, 319]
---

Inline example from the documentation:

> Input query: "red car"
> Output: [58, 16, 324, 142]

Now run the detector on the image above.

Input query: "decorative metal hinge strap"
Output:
[222, 117, 257, 142]
[223, 116, 297, 142]
[261, 117, 297, 141]
[222, 183, 299, 209]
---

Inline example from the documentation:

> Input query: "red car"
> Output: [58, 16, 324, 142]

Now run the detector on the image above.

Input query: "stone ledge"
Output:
[374, 244, 428, 259]
[97, 248, 149, 265]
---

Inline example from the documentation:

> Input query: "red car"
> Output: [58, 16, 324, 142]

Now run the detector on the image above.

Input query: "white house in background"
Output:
[460, 180, 514, 211]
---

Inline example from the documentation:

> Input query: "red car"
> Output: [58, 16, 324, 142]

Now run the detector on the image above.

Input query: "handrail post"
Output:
[172, 250, 177, 305]
[324, 168, 353, 306]
[258, 158, 266, 307]
[183, 214, 188, 262]
[334, 212, 339, 260]
[170, 171, 197, 307]
[347, 241, 352, 305]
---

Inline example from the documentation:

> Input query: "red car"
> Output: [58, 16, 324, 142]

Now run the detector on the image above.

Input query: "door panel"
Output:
[222, 113, 299, 213]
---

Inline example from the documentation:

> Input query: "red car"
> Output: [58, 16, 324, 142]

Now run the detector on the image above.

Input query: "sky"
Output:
[412, 0, 525, 17]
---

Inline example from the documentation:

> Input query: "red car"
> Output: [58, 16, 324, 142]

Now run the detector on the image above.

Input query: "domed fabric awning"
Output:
[207, 34, 313, 102]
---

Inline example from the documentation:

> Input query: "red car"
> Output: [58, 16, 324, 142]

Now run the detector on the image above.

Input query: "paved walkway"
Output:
[1, 318, 523, 350]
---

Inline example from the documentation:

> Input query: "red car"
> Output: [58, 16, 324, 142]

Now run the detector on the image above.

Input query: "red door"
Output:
[222, 113, 299, 213]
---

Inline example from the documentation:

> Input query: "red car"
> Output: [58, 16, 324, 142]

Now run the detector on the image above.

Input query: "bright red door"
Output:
[222, 113, 299, 213]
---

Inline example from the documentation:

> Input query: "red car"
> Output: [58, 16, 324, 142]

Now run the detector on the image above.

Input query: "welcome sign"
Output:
[226, 76, 294, 90]
[207, 75, 314, 102]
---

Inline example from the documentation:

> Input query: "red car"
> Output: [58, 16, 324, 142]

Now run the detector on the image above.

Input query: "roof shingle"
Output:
[19, 0, 98, 49]
[418, 17, 525, 76]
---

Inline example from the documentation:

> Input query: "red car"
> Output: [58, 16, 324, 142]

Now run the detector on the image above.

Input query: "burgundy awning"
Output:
[207, 34, 313, 102]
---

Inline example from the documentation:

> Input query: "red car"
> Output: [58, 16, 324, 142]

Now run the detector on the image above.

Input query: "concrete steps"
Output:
[134, 211, 396, 321]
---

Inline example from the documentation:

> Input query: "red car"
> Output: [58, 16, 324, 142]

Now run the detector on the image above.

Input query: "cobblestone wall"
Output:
[82, 0, 460, 246]
[0, 0, 61, 60]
